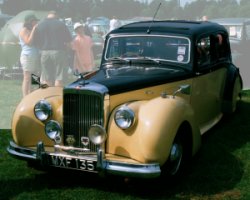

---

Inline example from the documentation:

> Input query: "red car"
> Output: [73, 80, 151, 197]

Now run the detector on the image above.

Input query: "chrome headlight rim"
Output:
[34, 99, 52, 122]
[45, 120, 62, 143]
[88, 124, 107, 145]
[114, 106, 135, 130]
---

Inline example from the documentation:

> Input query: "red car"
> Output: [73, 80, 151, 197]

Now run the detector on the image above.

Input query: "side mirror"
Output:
[31, 74, 48, 88]
[180, 84, 191, 95]
[31, 73, 40, 85]
[173, 84, 191, 98]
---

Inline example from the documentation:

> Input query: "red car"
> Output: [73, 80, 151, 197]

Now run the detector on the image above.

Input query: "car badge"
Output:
[66, 135, 75, 146]
[81, 137, 89, 146]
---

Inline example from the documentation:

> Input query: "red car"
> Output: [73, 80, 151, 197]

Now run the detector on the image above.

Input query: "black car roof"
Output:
[109, 20, 227, 37]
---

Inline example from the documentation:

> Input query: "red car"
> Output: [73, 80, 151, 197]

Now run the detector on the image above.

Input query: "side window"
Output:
[213, 33, 229, 61]
[197, 36, 210, 68]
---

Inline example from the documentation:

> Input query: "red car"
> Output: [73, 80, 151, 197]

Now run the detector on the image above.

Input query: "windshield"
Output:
[104, 35, 191, 64]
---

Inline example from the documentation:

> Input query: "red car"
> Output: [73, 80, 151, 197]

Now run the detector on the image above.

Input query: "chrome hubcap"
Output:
[169, 143, 183, 175]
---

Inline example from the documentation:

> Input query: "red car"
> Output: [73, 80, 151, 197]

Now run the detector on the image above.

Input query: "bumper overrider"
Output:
[7, 141, 161, 178]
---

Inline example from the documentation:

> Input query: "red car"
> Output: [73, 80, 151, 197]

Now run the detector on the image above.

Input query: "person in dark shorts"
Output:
[33, 11, 72, 87]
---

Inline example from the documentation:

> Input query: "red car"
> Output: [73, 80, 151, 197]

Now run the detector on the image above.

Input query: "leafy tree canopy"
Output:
[1, 0, 248, 21]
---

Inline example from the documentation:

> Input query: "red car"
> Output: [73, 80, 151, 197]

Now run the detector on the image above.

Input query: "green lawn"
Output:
[0, 82, 250, 199]
[0, 79, 23, 129]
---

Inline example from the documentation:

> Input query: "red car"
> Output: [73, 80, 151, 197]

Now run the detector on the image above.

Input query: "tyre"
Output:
[167, 135, 184, 175]
[223, 75, 242, 114]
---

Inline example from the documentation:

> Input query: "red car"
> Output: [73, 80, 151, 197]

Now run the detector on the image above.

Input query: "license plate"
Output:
[48, 154, 97, 172]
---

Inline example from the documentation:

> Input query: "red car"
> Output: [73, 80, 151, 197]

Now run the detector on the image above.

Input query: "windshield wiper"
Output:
[107, 57, 131, 63]
[136, 56, 161, 64]
[159, 61, 191, 72]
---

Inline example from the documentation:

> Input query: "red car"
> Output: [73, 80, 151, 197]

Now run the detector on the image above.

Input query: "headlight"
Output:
[114, 106, 135, 129]
[45, 120, 61, 143]
[34, 100, 52, 121]
[88, 124, 107, 145]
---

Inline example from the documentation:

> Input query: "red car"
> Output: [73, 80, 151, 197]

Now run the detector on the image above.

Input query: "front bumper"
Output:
[7, 141, 161, 178]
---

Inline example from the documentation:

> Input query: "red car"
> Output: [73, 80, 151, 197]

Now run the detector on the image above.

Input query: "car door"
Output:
[191, 33, 229, 134]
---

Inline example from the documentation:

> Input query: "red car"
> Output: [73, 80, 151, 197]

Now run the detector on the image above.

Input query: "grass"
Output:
[0, 82, 250, 199]
[0, 79, 23, 128]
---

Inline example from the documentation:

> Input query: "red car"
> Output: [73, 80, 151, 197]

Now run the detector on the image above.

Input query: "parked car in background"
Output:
[88, 16, 110, 35]
[120, 17, 152, 26]
[8, 20, 242, 179]
[211, 18, 250, 88]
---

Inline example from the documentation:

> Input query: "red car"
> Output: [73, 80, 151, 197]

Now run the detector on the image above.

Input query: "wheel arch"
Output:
[160, 120, 198, 176]
[176, 121, 193, 160]
[222, 64, 242, 113]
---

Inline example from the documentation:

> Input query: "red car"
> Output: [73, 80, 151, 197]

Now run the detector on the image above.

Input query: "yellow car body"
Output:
[8, 20, 242, 178]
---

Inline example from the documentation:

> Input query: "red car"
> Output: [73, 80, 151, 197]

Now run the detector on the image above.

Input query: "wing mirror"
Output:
[31, 73, 48, 88]
[173, 84, 191, 98]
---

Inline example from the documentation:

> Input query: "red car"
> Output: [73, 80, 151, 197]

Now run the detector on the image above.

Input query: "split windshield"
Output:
[105, 35, 191, 64]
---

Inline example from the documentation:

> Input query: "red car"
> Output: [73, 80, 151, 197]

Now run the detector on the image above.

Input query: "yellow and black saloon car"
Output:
[8, 20, 242, 179]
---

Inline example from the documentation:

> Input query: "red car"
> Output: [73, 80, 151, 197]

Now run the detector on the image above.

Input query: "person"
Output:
[202, 15, 208, 21]
[32, 11, 72, 87]
[85, 17, 91, 26]
[71, 22, 94, 74]
[19, 14, 40, 97]
[109, 16, 120, 31]
[197, 37, 210, 66]
[84, 17, 92, 37]
[83, 23, 92, 38]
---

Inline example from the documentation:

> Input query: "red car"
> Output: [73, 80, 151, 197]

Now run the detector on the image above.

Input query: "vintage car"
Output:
[7, 20, 242, 179]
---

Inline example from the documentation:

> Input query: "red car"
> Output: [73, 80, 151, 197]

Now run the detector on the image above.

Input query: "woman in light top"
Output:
[19, 14, 40, 96]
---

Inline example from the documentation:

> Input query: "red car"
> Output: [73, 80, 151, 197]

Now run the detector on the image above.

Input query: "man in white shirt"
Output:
[109, 16, 120, 31]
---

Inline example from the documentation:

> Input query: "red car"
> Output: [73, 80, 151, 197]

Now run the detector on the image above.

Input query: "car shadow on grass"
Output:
[0, 94, 249, 199]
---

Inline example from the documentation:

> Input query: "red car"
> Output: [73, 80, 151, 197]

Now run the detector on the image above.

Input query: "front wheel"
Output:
[168, 138, 183, 175]
[161, 133, 187, 177]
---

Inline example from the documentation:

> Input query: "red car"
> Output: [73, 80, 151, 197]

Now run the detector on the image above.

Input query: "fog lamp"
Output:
[88, 124, 107, 145]
[45, 120, 61, 143]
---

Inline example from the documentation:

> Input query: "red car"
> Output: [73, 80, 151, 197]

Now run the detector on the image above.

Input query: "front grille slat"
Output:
[63, 91, 104, 153]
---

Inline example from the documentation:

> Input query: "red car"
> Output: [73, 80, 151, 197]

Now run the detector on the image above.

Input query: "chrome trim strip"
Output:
[7, 141, 161, 178]
[106, 162, 161, 178]
[54, 145, 96, 155]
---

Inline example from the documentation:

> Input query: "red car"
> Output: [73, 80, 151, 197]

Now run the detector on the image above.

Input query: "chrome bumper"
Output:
[7, 141, 161, 178]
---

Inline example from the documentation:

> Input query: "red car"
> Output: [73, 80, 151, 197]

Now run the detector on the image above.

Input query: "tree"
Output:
[1, 0, 250, 21]
[2, 0, 42, 15]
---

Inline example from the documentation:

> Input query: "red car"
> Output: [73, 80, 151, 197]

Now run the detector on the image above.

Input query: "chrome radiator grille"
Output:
[63, 90, 104, 152]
